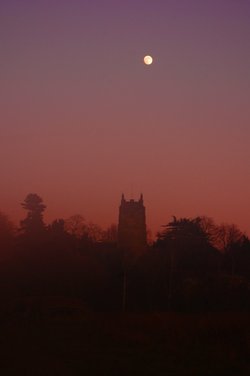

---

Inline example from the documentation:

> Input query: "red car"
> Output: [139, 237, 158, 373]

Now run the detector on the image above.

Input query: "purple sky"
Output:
[1, 0, 250, 235]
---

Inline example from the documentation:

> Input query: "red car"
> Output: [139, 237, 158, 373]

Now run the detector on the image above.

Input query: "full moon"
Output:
[144, 55, 153, 65]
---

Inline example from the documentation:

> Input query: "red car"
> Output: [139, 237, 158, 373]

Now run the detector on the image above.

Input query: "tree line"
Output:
[1, 193, 250, 312]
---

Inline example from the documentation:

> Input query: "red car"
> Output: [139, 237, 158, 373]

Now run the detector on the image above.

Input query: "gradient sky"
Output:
[1, 0, 250, 236]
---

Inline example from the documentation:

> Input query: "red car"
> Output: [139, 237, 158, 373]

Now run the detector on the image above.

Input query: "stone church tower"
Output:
[118, 194, 147, 253]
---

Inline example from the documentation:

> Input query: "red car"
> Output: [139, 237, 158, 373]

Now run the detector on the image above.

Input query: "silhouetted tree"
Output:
[199, 216, 221, 247]
[215, 223, 244, 252]
[215, 223, 245, 275]
[0, 211, 15, 258]
[156, 216, 219, 309]
[231, 235, 250, 277]
[158, 216, 216, 268]
[48, 218, 71, 247]
[20, 193, 46, 236]
[48, 219, 66, 237]
[86, 222, 103, 243]
[65, 214, 87, 238]
[102, 224, 118, 244]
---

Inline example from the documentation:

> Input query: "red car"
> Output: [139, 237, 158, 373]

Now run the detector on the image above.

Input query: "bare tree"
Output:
[215, 223, 244, 276]
[199, 216, 219, 247]
[64, 214, 87, 238]
[215, 223, 244, 252]
[86, 222, 103, 243]
[102, 224, 117, 243]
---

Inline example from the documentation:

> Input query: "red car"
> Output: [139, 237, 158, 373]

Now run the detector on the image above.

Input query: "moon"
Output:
[144, 55, 153, 65]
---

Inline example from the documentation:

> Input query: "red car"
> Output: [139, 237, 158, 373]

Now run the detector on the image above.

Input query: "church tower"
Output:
[118, 194, 147, 253]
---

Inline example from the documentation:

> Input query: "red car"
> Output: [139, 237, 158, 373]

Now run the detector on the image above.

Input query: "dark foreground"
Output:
[1, 297, 250, 376]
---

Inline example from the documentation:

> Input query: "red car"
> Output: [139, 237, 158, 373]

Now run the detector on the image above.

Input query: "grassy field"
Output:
[1, 297, 250, 375]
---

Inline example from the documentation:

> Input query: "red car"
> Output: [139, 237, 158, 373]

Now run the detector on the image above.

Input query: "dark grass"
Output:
[1, 297, 250, 375]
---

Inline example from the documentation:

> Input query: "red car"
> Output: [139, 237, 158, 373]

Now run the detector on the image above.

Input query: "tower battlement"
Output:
[118, 194, 147, 253]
